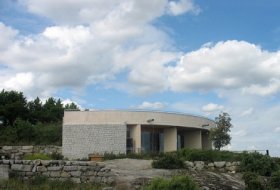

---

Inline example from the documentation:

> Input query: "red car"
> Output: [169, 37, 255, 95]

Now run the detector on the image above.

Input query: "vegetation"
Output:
[177, 148, 244, 162]
[242, 172, 265, 190]
[0, 89, 79, 145]
[143, 176, 199, 190]
[210, 112, 232, 150]
[0, 177, 103, 190]
[240, 152, 278, 176]
[23, 153, 52, 160]
[152, 153, 185, 169]
[270, 170, 280, 189]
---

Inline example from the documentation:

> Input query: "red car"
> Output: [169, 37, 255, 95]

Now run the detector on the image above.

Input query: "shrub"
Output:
[23, 153, 51, 160]
[152, 153, 185, 169]
[50, 152, 64, 160]
[177, 148, 244, 162]
[143, 175, 199, 190]
[270, 170, 280, 188]
[240, 153, 278, 176]
[242, 172, 265, 190]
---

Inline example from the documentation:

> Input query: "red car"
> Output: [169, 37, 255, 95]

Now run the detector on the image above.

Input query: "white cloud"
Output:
[168, 40, 280, 96]
[240, 108, 253, 117]
[61, 99, 82, 109]
[167, 0, 200, 16]
[202, 103, 224, 114]
[275, 127, 280, 133]
[0, 22, 18, 50]
[137, 101, 165, 110]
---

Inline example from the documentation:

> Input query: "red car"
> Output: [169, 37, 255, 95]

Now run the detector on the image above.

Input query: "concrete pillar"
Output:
[202, 131, 212, 150]
[130, 124, 141, 153]
[184, 130, 202, 149]
[164, 127, 177, 152]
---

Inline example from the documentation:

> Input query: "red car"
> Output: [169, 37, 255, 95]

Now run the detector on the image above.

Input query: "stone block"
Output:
[3, 160, 10, 165]
[63, 166, 78, 171]
[0, 165, 9, 180]
[49, 171, 61, 177]
[41, 160, 51, 166]
[33, 159, 41, 165]
[22, 165, 33, 172]
[214, 161, 226, 168]
[71, 171, 82, 177]
[61, 171, 71, 178]
[22, 146, 33, 150]
[15, 160, 22, 164]
[194, 161, 204, 170]
[11, 164, 23, 171]
[37, 166, 47, 172]
[48, 166, 62, 171]
[2, 146, 12, 151]
[22, 160, 31, 165]
[71, 177, 81, 183]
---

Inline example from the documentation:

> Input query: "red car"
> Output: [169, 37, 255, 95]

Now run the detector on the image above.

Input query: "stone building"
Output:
[62, 110, 215, 159]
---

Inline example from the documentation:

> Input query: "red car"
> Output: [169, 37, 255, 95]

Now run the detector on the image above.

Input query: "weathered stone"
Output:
[71, 177, 81, 183]
[49, 171, 61, 177]
[33, 159, 41, 165]
[71, 171, 82, 177]
[0, 165, 9, 180]
[226, 165, 238, 172]
[25, 172, 34, 176]
[84, 170, 95, 176]
[42, 172, 49, 177]
[102, 187, 114, 190]
[214, 161, 226, 168]
[60, 171, 71, 178]
[3, 160, 10, 165]
[185, 161, 194, 168]
[41, 160, 51, 166]
[63, 166, 78, 171]
[22, 165, 33, 172]
[226, 162, 232, 167]
[22, 146, 33, 150]
[48, 166, 62, 171]
[15, 160, 22, 164]
[37, 166, 47, 172]
[208, 163, 214, 167]
[194, 161, 204, 170]
[2, 146, 12, 151]
[65, 161, 71, 166]
[78, 166, 89, 171]
[9, 160, 14, 165]
[22, 160, 31, 164]
[87, 161, 97, 166]
[11, 164, 23, 171]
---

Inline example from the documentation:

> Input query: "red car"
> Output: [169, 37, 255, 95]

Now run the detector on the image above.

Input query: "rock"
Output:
[11, 164, 22, 171]
[49, 171, 61, 177]
[63, 166, 78, 171]
[22, 165, 33, 172]
[22, 146, 33, 150]
[60, 171, 71, 178]
[194, 161, 204, 170]
[48, 166, 62, 171]
[214, 161, 226, 168]
[102, 187, 114, 190]
[185, 161, 194, 168]
[71, 177, 81, 183]
[41, 160, 51, 166]
[2, 146, 12, 151]
[70, 171, 82, 177]
[37, 166, 47, 172]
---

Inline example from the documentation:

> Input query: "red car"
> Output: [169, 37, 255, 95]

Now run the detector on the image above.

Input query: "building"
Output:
[62, 110, 215, 159]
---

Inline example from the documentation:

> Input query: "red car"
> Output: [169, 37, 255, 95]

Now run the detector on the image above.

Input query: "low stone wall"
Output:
[0, 146, 62, 160]
[185, 161, 240, 172]
[0, 160, 115, 184]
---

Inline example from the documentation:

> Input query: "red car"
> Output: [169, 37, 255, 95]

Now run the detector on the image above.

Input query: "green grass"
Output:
[0, 178, 104, 190]
[22, 153, 52, 160]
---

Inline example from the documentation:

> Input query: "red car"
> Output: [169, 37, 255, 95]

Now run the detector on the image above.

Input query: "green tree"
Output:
[28, 97, 43, 124]
[210, 112, 232, 150]
[0, 90, 28, 126]
[64, 102, 80, 110]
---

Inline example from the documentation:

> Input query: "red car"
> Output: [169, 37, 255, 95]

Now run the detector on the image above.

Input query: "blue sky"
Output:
[1, 0, 280, 156]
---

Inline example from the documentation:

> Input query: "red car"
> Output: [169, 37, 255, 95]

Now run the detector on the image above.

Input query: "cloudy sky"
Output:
[1, 0, 280, 156]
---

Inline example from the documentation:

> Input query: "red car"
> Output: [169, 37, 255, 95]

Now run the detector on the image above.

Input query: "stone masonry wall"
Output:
[63, 124, 126, 160]
[0, 159, 115, 184]
[0, 146, 61, 160]
[185, 161, 240, 172]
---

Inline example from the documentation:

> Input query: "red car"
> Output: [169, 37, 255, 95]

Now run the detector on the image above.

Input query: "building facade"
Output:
[62, 110, 215, 159]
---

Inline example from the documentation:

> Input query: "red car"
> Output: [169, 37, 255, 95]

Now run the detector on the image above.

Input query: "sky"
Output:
[0, 0, 280, 156]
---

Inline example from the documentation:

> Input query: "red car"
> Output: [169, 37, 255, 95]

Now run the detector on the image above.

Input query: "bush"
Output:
[177, 148, 244, 162]
[242, 172, 265, 190]
[143, 175, 199, 190]
[23, 153, 51, 160]
[240, 153, 278, 176]
[152, 153, 185, 169]
[270, 170, 280, 188]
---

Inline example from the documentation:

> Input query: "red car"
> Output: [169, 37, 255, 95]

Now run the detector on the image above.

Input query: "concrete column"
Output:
[164, 127, 177, 152]
[130, 124, 141, 153]
[184, 130, 202, 149]
[202, 131, 212, 150]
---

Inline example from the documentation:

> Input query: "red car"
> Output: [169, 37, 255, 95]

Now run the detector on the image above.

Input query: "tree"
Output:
[0, 90, 28, 126]
[210, 112, 232, 150]
[27, 97, 43, 124]
[64, 102, 80, 110]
